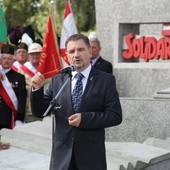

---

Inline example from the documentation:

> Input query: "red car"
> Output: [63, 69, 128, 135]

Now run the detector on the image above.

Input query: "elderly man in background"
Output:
[12, 42, 28, 72]
[20, 42, 43, 123]
[88, 32, 113, 74]
[0, 44, 27, 129]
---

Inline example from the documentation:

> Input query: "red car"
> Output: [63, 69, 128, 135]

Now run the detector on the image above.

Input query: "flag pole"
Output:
[50, 0, 55, 25]
[49, 2, 58, 170]
[49, 0, 62, 65]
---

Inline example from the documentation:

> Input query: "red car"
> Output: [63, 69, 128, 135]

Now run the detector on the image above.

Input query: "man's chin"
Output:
[74, 63, 81, 68]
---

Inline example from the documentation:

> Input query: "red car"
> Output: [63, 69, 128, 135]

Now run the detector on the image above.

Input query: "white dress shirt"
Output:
[71, 64, 92, 93]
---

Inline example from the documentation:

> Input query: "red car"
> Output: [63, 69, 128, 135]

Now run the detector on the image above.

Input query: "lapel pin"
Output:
[90, 77, 93, 81]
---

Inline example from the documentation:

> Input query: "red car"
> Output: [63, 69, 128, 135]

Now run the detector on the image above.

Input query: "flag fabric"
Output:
[0, 72, 18, 129]
[60, 0, 78, 67]
[11, 61, 22, 72]
[162, 24, 170, 36]
[0, 4, 7, 46]
[20, 61, 37, 78]
[37, 15, 61, 79]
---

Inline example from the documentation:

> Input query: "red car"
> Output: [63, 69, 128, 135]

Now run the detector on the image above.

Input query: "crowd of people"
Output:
[0, 44, 27, 129]
[0, 32, 122, 170]
[0, 31, 115, 130]
[0, 41, 43, 129]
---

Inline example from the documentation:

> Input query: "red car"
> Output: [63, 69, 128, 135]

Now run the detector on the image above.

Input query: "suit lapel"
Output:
[64, 75, 72, 106]
[81, 68, 98, 104]
[59, 75, 73, 117]
[94, 57, 102, 67]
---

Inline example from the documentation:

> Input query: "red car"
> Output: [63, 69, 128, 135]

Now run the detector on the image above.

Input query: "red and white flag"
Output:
[0, 72, 18, 129]
[11, 61, 22, 72]
[20, 61, 37, 78]
[60, 0, 78, 67]
[38, 15, 61, 79]
[162, 24, 170, 36]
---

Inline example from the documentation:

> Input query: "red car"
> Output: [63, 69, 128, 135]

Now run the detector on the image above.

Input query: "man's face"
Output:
[28, 52, 41, 68]
[90, 41, 101, 59]
[15, 49, 28, 64]
[66, 39, 92, 72]
[1, 53, 14, 69]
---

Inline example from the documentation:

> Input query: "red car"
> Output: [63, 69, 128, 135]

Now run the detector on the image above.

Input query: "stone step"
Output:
[106, 157, 125, 170]
[105, 142, 170, 169]
[107, 154, 129, 170]
[0, 147, 50, 170]
[14, 117, 52, 139]
[1, 128, 52, 155]
[1, 117, 170, 170]
[143, 137, 170, 150]
[106, 150, 142, 169]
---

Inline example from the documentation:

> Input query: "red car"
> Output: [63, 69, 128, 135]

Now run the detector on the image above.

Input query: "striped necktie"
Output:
[71, 73, 84, 112]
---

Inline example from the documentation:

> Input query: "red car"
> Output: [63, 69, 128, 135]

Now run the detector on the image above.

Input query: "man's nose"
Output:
[74, 50, 80, 57]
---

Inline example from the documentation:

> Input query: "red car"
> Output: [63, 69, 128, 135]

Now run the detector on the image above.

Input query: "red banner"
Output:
[38, 15, 61, 79]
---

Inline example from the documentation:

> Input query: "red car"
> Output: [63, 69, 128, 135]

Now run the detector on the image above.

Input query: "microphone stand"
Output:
[43, 72, 72, 117]
[43, 72, 72, 169]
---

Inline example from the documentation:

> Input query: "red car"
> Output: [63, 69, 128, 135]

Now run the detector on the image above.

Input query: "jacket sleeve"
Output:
[30, 81, 54, 118]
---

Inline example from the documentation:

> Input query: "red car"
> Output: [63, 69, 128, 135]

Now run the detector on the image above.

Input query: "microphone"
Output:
[60, 65, 77, 74]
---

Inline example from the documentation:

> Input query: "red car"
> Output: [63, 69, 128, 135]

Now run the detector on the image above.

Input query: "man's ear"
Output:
[89, 47, 92, 56]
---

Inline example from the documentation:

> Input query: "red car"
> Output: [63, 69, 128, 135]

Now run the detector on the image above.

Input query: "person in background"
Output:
[28, 42, 42, 69]
[12, 42, 28, 72]
[20, 42, 43, 123]
[0, 44, 27, 129]
[30, 34, 122, 170]
[21, 42, 42, 85]
[88, 32, 113, 74]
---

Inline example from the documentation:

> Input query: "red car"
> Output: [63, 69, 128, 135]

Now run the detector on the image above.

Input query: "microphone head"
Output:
[60, 65, 77, 74]
[71, 65, 77, 71]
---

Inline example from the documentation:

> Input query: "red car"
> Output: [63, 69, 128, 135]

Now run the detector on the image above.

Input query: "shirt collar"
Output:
[72, 64, 92, 80]
[1, 67, 11, 74]
[91, 56, 100, 65]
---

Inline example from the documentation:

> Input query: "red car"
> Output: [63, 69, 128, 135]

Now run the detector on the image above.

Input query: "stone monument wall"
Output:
[95, 0, 170, 97]
[95, 0, 170, 142]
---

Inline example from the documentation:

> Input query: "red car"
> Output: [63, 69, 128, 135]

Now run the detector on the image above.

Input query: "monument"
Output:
[95, 0, 170, 142]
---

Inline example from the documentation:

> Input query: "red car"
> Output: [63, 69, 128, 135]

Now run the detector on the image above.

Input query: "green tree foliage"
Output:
[3, 0, 36, 28]
[74, 0, 96, 32]
[55, 0, 96, 32]
[3, 0, 50, 40]
[2, 0, 95, 41]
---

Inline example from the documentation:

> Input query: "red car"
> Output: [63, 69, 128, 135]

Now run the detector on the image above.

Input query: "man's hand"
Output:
[68, 113, 81, 127]
[0, 73, 4, 81]
[15, 120, 23, 126]
[31, 72, 45, 89]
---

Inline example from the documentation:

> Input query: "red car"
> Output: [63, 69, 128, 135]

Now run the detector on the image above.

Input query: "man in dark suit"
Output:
[88, 32, 113, 74]
[0, 44, 27, 129]
[31, 34, 122, 170]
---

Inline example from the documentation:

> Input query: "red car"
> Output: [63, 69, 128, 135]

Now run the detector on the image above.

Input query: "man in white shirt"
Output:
[0, 44, 27, 129]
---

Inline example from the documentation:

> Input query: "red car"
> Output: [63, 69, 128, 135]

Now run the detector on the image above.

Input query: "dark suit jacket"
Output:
[0, 69, 27, 129]
[31, 67, 122, 170]
[93, 56, 113, 74]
